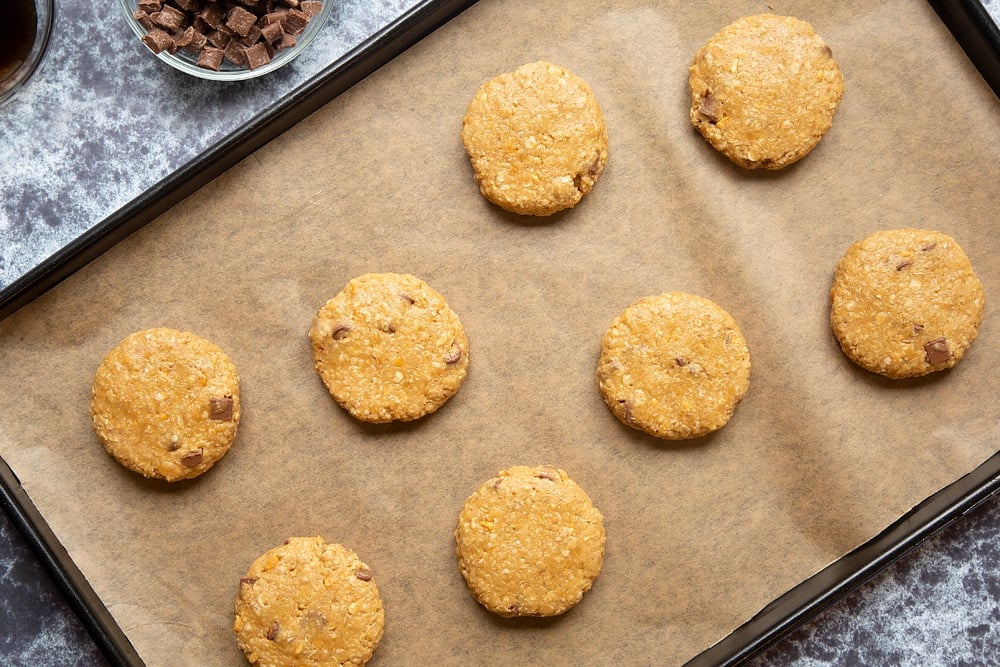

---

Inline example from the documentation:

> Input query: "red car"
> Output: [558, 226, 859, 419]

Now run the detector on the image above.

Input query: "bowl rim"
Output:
[0, 0, 56, 106]
[118, 0, 333, 81]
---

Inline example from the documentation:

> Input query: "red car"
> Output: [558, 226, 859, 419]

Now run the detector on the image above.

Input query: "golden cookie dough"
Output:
[461, 60, 609, 216]
[830, 228, 985, 379]
[689, 14, 844, 169]
[597, 292, 751, 440]
[233, 537, 384, 667]
[90, 327, 241, 482]
[454, 465, 605, 618]
[309, 273, 469, 423]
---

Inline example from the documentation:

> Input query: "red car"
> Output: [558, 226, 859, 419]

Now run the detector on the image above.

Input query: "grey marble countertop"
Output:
[1, 1, 999, 665]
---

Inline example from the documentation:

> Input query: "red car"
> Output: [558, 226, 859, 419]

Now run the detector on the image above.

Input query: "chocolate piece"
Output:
[134, 9, 155, 31]
[354, 567, 372, 581]
[239, 577, 257, 586]
[181, 450, 204, 467]
[331, 324, 351, 340]
[535, 469, 557, 481]
[275, 32, 296, 51]
[260, 23, 285, 44]
[913, 323, 925, 335]
[301, 0, 323, 15]
[445, 346, 462, 364]
[137, 0, 162, 12]
[924, 338, 952, 365]
[226, 5, 257, 36]
[209, 396, 234, 421]
[150, 5, 186, 32]
[895, 260, 912, 271]
[224, 39, 248, 66]
[244, 41, 271, 69]
[674, 356, 689, 367]
[206, 29, 232, 49]
[921, 242, 937, 252]
[141, 29, 174, 54]
[698, 91, 720, 123]
[198, 3, 225, 30]
[282, 8, 310, 35]
[266, 621, 280, 641]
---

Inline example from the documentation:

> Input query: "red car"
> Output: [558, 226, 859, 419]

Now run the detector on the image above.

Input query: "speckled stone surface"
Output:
[1, 1, 999, 666]
[0, 0, 422, 292]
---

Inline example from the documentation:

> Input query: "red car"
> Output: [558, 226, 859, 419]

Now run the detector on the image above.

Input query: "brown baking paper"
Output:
[2, 1, 999, 664]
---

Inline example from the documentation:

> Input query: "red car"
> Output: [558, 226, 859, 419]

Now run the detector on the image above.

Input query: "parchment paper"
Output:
[1, 1, 998, 664]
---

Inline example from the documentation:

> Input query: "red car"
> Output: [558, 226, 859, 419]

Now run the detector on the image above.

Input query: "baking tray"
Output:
[1, 1, 998, 665]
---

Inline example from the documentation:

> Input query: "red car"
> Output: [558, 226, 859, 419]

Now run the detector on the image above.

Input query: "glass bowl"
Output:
[118, 0, 333, 81]
[0, 0, 55, 106]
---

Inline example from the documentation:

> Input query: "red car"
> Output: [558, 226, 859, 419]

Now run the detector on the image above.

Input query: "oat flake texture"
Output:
[461, 60, 609, 216]
[688, 13, 844, 169]
[454, 465, 606, 618]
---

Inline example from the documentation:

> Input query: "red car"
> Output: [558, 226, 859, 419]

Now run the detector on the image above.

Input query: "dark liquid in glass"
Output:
[0, 0, 37, 81]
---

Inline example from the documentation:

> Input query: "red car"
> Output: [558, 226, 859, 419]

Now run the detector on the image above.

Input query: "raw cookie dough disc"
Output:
[309, 273, 469, 423]
[461, 60, 609, 216]
[454, 465, 605, 618]
[830, 228, 985, 379]
[688, 13, 844, 169]
[90, 327, 241, 481]
[597, 292, 751, 440]
[234, 537, 384, 667]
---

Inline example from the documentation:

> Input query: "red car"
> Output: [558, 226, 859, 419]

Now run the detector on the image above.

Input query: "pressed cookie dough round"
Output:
[597, 292, 751, 440]
[830, 228, 985, 379]
[454, 465, 606, 618]
[233, 537, 384, 667]
[689, 13, 844, 169]
[461, 60, 609, 216]
[309, 273, 469, 423]
[90, 327, 240, 482]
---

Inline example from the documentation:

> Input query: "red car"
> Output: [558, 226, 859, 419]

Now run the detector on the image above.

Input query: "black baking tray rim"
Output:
[1, 1, 998, 666]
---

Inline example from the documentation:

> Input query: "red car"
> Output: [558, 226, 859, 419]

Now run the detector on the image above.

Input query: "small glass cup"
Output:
[0, 0, 55, 107]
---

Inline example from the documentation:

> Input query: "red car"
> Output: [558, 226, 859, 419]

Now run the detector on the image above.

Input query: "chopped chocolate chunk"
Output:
[180, 450, 204, 467]
[445, 346, 462, 364]
[260, 20, 283, 44]
[301, 0, 323, 15]
[275, 32, 296, 51]
[131, 0, 324, 72]
[226, 5, 258, 36]
[331, 324, 351, 340]
[167, 437, 180, 452]
[239, 577, 257, 587]
[239, 25, 263, 47]
[141, 29, 174, 54]
[355, 567, 372, 581]
[209, 396, 234, 421]
[134, 9, 155, 31]
[535, 469, 557, 481]
[923, 338, 952, 365]
[150, 5, 186, 32]
[282, 8, 310, 35]
[698, 91, 720, 123]
[921, 242, 937, 252]
[674, 357, 689, 367]
[617, 399, 634, 423]
[173, 25, 197, 50]
[224, 39, 247, 66]
[895, 260, 912, 271]
[206, 28, 232, 49]
[198, 3, 225, 30]
[588, 152, 602, 176]
[266, 621, 280, 641]
[821, 44, 833, 58]
[244, 41, 271, 69]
